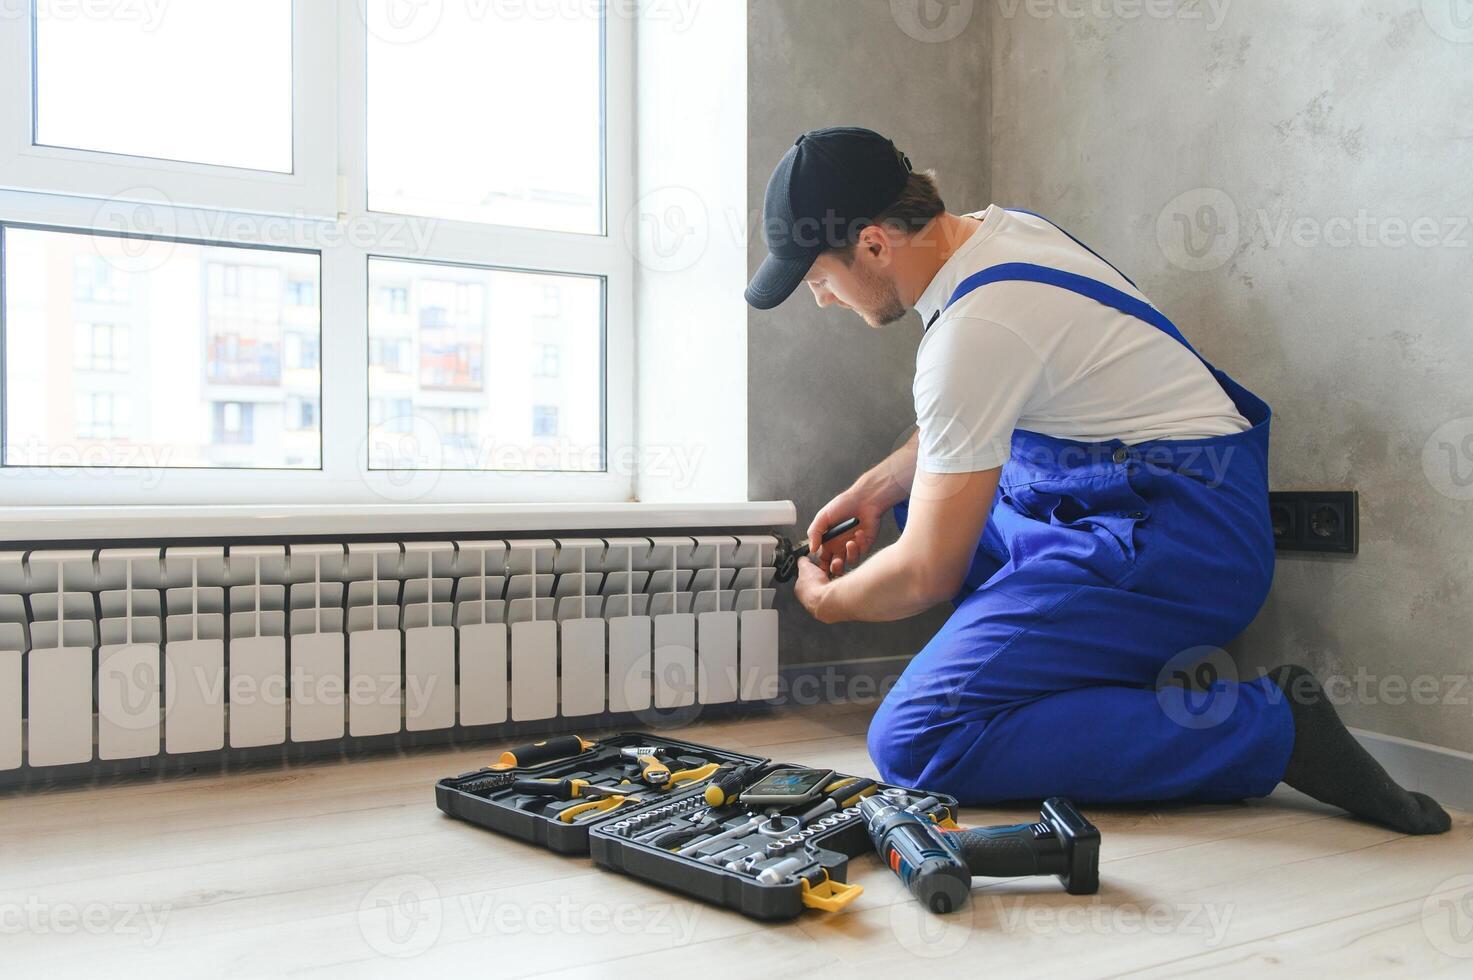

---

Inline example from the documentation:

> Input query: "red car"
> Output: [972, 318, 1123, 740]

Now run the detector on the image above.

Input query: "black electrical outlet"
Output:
[1268, 491, 1358, 555]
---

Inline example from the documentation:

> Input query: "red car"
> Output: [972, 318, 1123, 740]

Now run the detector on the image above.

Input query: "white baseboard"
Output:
[1352, 728, 1473, 815]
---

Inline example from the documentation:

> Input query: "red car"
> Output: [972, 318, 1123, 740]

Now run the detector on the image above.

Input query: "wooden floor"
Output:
[5, 701, 1473, 978]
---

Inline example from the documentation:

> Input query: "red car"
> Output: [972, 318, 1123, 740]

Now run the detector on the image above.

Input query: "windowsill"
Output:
[0, 500, 798, 543]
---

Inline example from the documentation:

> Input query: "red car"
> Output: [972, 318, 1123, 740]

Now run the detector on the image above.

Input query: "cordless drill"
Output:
[860, 795, 1101, 914]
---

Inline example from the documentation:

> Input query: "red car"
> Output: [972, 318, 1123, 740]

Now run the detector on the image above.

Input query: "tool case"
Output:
[436, 732, 960, 922]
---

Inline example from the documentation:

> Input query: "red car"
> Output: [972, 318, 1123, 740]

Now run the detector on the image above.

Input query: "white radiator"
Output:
[0, 535, 781, 771]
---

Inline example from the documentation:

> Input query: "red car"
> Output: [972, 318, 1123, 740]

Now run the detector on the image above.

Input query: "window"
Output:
[34, 1, 293, 172]
[2, 226, 320, 470]
[74, 323, 130, 373]
[532, 406, 560, 438]
[74, 392, 129, 441]
[367, 258, 604, 472]
[0, 3, 634, 505]
[286, 280, 318, 308]
[213, 402, 255, 446]
[286, 396, 318, 432]
[366, 2, 604, 234]
[535, 344, 562, 379]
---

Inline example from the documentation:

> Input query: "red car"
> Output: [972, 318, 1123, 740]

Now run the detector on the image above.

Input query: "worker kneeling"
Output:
[746, 127, 1449, 836]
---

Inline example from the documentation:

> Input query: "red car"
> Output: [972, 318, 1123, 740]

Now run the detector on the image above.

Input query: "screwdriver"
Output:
[513, 777, 626, 802]
[704, 762, 761, 808]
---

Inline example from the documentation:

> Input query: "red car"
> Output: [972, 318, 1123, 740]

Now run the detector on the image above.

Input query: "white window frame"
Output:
[0, 1, 337, 217]
[0, 0, 636, 507]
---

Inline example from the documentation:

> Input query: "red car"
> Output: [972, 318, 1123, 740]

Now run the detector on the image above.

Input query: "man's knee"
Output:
[867, 679, 961, 787]
[867, 693, 924, 787]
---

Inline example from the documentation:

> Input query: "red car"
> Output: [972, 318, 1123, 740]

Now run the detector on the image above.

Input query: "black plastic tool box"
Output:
[436, 732, 761, 854]
[436, 732, 959, 921]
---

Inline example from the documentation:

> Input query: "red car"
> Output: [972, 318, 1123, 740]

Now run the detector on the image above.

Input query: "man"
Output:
[747, 127, 1449, 835]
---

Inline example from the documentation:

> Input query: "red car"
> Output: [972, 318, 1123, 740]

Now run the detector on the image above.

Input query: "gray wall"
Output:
[989, 0, 1473, 752]
[747, 0, 990, 669]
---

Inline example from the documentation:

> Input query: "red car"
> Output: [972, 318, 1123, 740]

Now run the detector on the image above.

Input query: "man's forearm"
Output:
[812, 536, 947, 624]
[855, 431, 919, 508]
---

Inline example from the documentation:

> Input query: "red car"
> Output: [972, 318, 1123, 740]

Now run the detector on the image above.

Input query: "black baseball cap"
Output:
[745, 127, 914, 310]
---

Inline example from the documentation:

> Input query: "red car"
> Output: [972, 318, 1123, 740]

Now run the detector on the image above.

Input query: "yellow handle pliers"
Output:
[559, 793, 637, 823]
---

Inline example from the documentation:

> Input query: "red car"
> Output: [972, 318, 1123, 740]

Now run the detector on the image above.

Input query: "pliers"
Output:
[558, 794, 638, 823]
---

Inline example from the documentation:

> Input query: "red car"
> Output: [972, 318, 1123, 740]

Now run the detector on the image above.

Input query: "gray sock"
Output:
[1270, 665, 1450, 836]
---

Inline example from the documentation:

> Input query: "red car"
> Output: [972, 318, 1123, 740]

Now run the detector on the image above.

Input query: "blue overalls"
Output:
[867, 215, 1296, 805]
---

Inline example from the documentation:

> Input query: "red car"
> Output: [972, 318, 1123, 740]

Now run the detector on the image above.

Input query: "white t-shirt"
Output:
[913, 207, 1250, 474]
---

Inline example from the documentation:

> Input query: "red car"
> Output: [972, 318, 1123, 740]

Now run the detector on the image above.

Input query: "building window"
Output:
[74, 392, 129, 441]
[74, 322, 131, 373]
[213, 402, 255, 446]
[286, 396, 318, 432]
[286, 280, 317, 307]
[532, 405, 560, 438]
[534, 344, 562, 378]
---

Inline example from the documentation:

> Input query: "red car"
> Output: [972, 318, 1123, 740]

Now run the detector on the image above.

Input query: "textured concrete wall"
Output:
[989, 2, 1473, 751]
[747, 0, 990, 669]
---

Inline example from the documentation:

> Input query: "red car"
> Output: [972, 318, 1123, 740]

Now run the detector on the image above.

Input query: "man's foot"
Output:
[1270, 664, 1451, 835]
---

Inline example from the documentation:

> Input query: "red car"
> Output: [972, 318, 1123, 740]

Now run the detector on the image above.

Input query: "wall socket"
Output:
[1268, 491, 1358, 555]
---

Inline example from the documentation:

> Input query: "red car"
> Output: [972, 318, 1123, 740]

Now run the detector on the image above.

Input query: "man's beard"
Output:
[853, 265, 909, 327]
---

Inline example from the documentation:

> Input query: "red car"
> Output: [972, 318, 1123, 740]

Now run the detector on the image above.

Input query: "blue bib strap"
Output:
[944, 261, 1204, 364]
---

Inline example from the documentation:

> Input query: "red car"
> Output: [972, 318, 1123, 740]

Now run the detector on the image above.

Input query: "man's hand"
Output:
[799, 466, 1002, 624]
[793, 555, 845, 623]
[806, 486, 880, 576]
[808, 432, 919, 575]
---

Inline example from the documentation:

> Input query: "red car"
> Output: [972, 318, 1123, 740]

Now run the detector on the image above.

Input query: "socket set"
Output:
[591, 766, 956, 920]
[436, 733, 958, 920]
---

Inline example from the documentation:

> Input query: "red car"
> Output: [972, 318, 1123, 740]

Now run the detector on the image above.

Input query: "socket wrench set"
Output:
[589, 764, 959, 920]
[437, 732, 1101, 922]
[435, 732, 958, 920]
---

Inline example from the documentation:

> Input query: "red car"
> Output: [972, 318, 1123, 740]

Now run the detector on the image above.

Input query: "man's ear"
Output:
[855, 224, 893, 266]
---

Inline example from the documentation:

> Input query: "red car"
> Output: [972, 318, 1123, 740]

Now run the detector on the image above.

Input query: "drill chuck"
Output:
[859, 796, 971, 914]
